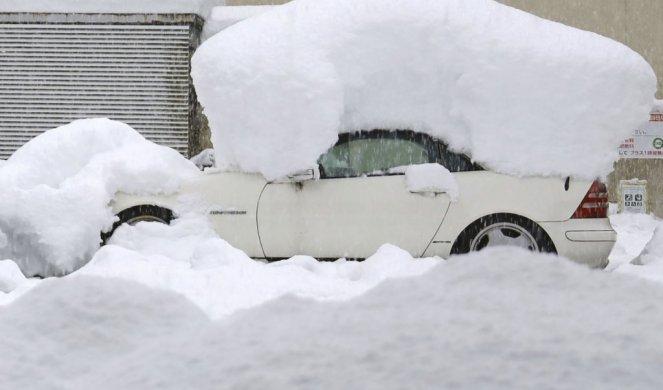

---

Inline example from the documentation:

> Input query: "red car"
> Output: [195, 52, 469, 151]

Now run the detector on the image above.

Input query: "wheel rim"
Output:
[125, 215, 166, 226]
[470, 222, 539, 252]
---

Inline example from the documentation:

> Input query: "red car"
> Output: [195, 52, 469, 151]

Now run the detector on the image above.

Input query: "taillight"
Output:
[571, 180, 609, 219]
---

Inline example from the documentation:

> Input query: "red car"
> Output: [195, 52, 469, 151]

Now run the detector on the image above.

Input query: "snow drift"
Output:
[192, 0, 656, 180]
[77, 215, 438, 319]
[0, 119, 199, 277]
[5, 248, 663, 389]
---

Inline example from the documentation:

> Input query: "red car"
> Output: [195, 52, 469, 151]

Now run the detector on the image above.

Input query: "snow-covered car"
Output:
[108, 130, 615, 267]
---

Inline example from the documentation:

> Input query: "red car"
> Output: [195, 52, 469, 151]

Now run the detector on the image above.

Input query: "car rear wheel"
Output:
[101, 205, 173, 244]
[451, 213, 556, 255]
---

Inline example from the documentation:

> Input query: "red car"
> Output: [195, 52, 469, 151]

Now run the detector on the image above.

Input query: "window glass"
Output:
[436, 142, 483, 172]
[348, 138, 429, 175]
[318, 133, 433, 178]
[318, 141, 351, 178]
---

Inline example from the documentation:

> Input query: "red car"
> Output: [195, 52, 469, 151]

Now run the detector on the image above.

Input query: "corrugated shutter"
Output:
[0, 22, 192, 159]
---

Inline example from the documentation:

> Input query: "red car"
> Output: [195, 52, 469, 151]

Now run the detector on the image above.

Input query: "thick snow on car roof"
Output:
[192, 0, 656, 180]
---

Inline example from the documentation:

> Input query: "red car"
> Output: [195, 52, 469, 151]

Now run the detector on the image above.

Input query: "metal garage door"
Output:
[0, 14, 200, 159]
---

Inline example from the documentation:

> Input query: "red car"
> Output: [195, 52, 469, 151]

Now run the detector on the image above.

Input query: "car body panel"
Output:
[257, 175, 451, 258]
[110, 165, 614, 267]
[111, 170, 267, 257]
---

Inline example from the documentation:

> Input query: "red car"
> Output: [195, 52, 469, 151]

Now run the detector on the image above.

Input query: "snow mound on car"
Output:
[4, 247, 663, 388]
[192, 0, 656, 180]
[0, 119, 200, 277]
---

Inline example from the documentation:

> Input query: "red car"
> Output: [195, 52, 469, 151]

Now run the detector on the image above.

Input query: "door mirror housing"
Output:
[286, 168, 318, 182]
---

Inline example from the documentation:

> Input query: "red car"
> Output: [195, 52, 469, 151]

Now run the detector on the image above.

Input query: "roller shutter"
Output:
[0, 15, 199, 159]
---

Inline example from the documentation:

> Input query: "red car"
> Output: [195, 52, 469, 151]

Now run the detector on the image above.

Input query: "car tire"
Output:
[450, 213, 556, 255]
[101, 205, 173, 244]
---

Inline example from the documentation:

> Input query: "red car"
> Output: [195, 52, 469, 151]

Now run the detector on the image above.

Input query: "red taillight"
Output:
[571, 180, 609, 219]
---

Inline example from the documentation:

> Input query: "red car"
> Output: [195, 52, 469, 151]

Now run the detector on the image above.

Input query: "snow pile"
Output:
[0, 119, 199, 277]
[0, 260, 25, 294]
[634, 224, 663, 266]
[606, 212, 659, 270]
[614, 221, 663, 282]
[189, 148, 216, 169]
[405, 163, 459, 201]
[192, 0, 656, 181]
[77, 215, 438, 319]
[4, 248, 663, 388]
[0, 260, 37, 306]
[203, 6, 276, 39]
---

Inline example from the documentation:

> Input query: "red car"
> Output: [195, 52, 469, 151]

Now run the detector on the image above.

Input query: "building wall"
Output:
[220, 0, 663, 215]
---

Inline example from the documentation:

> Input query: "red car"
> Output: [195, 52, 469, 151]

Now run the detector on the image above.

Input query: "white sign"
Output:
[619, 114, 663, 159]
[619, 179, 648, 214]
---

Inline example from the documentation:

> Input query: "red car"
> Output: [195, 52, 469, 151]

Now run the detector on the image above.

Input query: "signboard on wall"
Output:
[619, 112, 663, 159]
[618, 179, 648, 214]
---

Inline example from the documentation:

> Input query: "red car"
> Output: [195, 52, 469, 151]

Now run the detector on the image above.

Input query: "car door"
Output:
[257, 131, 452, 259]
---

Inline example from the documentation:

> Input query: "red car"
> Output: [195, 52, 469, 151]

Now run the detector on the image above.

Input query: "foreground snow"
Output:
[193, 0, 655, 180]
[77, 216, 438, 319]
[4, 247, 663, 389]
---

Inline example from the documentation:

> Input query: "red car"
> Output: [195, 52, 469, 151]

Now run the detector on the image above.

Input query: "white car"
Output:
[108, 130, 615, 267]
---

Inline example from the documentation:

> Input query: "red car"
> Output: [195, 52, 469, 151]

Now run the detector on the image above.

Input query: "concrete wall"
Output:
[218, 0, 663, 215]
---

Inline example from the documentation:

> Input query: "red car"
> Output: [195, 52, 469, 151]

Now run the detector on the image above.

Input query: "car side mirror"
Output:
[286, 168, 318, 182]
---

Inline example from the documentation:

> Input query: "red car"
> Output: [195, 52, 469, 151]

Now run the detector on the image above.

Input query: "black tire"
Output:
[101, 205, 173, 244]
[450, 213, 556, 255]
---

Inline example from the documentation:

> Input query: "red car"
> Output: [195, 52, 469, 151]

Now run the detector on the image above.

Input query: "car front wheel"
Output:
[101, 205, 173, 244]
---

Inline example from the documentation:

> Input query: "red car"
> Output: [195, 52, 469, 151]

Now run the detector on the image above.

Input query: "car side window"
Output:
[318, 132, 434, 178]
[436, 142, 483, 172]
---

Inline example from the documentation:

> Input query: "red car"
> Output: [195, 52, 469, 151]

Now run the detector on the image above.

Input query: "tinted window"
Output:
[436, 142, 483, 172]
[319, 132, 435, 178]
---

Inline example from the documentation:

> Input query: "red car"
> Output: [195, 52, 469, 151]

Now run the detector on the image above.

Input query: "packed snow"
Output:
[5, 247, 663, 389]
[189, 148, 216, 170]
[606, 212, 660, 270]
[77, 215, 438, 319]
[0, 119, 200, 277]
[192, 0, 656, 181]
[405, 163, 459, 200]
[614, 219, 663, 283]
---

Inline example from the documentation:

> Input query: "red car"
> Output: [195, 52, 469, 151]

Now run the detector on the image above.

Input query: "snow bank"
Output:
[0, 118, 199, 277]
[0, 260, 25, 294]
[606, 212, 659, 270]
[405, 163, 459, 201]
[5, 248, 663, 388]
[77, 215, 438, 319]
[614, 221, 663, 282]
[193, 0, 655, 181]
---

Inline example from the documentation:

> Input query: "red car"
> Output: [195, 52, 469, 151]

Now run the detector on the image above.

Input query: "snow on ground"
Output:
[76, 215, 438, 319]
[613, 218, 663, 283]
[0, 119, 199, 277]
[4, 247, 663, 389]
[192, 0, 655, 180]
[607, 212, 660, 270]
